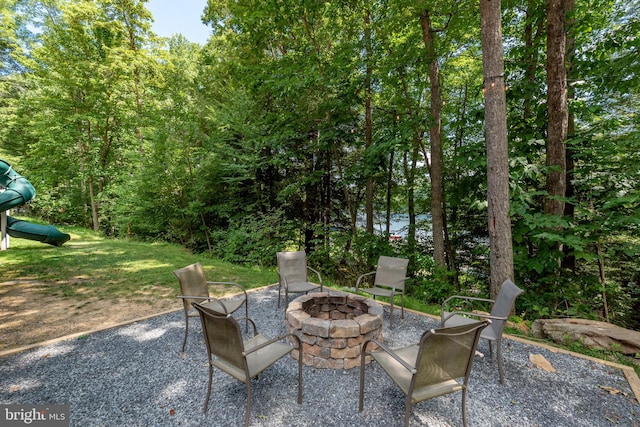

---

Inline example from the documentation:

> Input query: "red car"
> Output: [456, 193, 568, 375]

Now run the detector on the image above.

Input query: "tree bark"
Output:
[385, 149, 394, 240]
[523, 0, 544, 122]
[364, 7, 374, 234]
[562, 0, 576, 269]
[480, 0, 515, 298]
[544, 0, 568, 217]
[420, 10, 446, 267]
[88, 175, 100, 232]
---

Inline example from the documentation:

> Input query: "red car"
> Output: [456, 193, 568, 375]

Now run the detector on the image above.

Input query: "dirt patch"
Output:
[0, 280, 177, 353]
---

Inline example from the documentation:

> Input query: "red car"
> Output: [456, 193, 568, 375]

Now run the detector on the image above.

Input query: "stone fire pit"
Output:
[285, 292, 384, 369]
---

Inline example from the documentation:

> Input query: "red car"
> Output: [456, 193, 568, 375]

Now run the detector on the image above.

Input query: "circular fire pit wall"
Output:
[286, 292, 383, 369]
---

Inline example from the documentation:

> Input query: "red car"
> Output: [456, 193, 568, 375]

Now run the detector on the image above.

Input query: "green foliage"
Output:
[208, 209, 298, 267]
[2, 0, 640, 332]
[409, 259, 458, 304]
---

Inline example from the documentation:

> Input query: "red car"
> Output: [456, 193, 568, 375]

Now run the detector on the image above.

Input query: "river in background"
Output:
[356, 213, 432, 240]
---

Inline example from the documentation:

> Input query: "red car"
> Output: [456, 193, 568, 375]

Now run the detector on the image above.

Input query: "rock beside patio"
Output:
[531, 318, 640, 355]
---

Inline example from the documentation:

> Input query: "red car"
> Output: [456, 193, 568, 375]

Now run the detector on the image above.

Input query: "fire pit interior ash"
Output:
[286, 292, 383, 369]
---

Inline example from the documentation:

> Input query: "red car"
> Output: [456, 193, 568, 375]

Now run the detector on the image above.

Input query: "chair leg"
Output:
[403, 394, 412, 427]
[496, 338, 505, 384]
[203, 363, 213, 412]
[461, 387, 468, 427]
[244, 382, 252, 427]
[277, 284, 282, 308]
[244, 302, 249, 331]
[358, 357, 366, 412]
[296, 345, 303, 404]
[389, 298, 395, 329]
[181, 315, 189, 354]
[400, 293, 405, 318]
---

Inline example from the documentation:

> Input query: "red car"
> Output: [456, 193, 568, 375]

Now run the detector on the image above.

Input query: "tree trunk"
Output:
[524, 0, 544, 121]
[480, 0, 515, 298]
[364, 7, 374, 234]
[385, 149, 394, 240]
[396, 67, 425, 251]
[420, 10, 446, 267]
[544, 0, 568, 217]
[88, 175, 100, 232]
[334, 144, 358, 236]
[403, 147, 419, 254]
[562, 0, 576, 270]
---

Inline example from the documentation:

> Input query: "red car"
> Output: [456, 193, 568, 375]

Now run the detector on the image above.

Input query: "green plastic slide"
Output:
[0, 159, 70, 247]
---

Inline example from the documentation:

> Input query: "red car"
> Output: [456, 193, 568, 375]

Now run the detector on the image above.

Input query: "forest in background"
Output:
[1, 0, 639, 329]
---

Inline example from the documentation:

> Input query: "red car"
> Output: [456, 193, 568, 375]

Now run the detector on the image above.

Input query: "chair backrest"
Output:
[277, 251, 308, 284]
[487, 279, 524, 336]
[374, 256, 409, 290]
[413, 321, 489, 389]
[193, 303, 247, 373]
[174, 262, 209, 313]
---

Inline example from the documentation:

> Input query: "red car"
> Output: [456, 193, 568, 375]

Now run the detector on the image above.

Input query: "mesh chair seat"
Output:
[441, 312, 501, 340]
[283, 280, 321, 294]
[185, 297, 246, 318]
[211, 334, 296, 381]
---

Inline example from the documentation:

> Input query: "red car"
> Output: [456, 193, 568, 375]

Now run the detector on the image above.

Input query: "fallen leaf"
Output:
[169, 408, 176, 416]
[529, 353, 556, 372]
[600, 386, 621, 395]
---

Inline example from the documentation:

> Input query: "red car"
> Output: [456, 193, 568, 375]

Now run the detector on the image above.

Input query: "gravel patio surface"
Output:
[1, 285, 639, 426]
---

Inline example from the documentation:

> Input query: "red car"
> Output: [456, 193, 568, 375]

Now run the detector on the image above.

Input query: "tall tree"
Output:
[544, 0, 568, 220]
[419, 9, 446, 268]
[364, 5, 375, 235]
[480, 0, 514, 297]
[21, 0, 154, 230]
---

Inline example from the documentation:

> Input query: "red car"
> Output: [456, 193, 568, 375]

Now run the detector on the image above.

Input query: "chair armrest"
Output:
[442, 294, 495, 306]
[182, 296, 229, 314]
[243, 332, 301, 355]
[441, 294, 494, 314]
[388, 276, 409, 293]
[277, 272, 286, 286]
[206, 281, 248, 299]
[362, 338, 416, 374]
[177, 295, 220, 301]
[306, 266, 323, 285]
[235, 317, 258, 336]
[441, 310, 507, 325]
[355, 271, 376, 291]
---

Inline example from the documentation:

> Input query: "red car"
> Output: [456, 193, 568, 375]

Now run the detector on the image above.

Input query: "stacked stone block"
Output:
[286, 292, 384, 370]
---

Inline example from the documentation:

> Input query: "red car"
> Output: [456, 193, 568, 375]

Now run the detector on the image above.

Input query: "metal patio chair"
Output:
[276, 251, 323, 309]
[192, 302, 303, 427]
[174, 262, 248, 354]
[359, 320, 490, 427]
[355, 256, 409, 328]
[441, 279, 524, 384]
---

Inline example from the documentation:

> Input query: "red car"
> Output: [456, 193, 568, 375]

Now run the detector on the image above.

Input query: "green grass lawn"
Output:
[2, 216, 279, 304]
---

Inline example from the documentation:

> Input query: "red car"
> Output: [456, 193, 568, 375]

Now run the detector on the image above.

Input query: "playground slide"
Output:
[0, 159, 70, 247]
